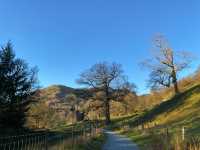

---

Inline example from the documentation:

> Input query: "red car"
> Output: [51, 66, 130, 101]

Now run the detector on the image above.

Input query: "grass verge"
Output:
[76, 133, 107, 150]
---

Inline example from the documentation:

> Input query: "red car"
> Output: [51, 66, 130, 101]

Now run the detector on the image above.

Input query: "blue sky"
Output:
[0, 0, 200, 94]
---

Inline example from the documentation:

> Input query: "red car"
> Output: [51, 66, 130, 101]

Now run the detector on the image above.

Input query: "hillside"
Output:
[110, 83, 200, 149]
[35, 85, 93, 101]
[26, 85, 94, 128]
[26, 84, 138, 128]
[134, 69, 200, 114]
[139, 84, 200, 135]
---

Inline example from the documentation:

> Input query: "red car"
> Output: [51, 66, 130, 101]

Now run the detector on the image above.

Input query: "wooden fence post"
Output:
[182, 127, 185, 141]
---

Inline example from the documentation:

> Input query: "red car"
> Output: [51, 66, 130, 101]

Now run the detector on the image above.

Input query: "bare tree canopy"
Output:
[141, 34, 193, 94]
[77, 62, 135, 124]
[77, 62, 123, 89]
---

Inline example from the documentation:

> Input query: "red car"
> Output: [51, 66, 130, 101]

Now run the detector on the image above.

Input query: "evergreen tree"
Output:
[0, 42, 38, 129]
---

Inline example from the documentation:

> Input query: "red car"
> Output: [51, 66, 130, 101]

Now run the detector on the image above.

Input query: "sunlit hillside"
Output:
[109, 73, 200, 149]
[140, 84, 200, 135]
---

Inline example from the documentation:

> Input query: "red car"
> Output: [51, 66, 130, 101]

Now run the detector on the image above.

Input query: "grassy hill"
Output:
[109, 84, 200, 149]
[140, 84, 200, 135]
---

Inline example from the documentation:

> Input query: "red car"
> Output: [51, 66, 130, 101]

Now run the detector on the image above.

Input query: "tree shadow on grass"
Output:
[132, 84, 200, 126]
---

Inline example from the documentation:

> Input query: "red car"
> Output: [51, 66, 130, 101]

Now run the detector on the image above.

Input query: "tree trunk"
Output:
[172, 67, 179, 94]
[104, 99, 111, 125]
[173, 81, 179, 94]
[104, 86, 111, 125]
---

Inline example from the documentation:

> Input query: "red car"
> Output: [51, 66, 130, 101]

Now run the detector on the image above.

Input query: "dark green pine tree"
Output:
[0, 42, 38, 129]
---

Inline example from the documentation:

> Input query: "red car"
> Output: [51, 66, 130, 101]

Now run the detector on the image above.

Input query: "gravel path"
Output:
[102, 130, 139, 150]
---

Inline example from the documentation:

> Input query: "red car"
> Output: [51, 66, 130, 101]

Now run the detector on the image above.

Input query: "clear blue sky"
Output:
[0, 0, 200, 94]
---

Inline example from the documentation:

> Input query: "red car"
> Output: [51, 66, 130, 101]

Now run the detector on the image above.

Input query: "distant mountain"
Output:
[37, 85, 74, 98]
[34, 85, 93, 103]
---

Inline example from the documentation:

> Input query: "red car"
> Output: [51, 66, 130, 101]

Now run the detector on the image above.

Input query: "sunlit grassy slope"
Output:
[111, 84, 200, 130]
[109, 84, 200, 149]
[140, 84, 200, 135]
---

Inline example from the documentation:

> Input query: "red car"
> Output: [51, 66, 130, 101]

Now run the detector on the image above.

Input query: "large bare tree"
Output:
[77, 62, 134, 125]
[142, 35, 192, 94]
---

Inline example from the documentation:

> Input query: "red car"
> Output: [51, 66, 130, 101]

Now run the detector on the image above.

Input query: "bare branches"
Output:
[77, 62, 123, 89]
[142, 34, 193, 94]
[148, 67, 171, 90]
[77, 62, 135, 124]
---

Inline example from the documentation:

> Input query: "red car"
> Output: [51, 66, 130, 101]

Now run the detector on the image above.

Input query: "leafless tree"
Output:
[142, 34, 192, 94]
[77, 62, 134, 125]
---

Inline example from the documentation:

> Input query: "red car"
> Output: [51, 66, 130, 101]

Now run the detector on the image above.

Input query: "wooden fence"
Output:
[0, 132, 48, 150]
[0, 121, 102, 150]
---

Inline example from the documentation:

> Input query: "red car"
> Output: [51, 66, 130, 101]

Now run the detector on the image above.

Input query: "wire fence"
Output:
[119, 119, 200, 150]
[0, 121, 103, 150]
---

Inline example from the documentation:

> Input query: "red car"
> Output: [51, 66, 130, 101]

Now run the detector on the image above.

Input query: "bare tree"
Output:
[142, 34, 192, 94]
[77, 62, 134, 125]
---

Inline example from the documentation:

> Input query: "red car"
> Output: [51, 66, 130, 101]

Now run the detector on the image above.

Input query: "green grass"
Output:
[49, 121, 106, 150]
[125, 130, 151, 149]
[75, 133, 106, 150]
